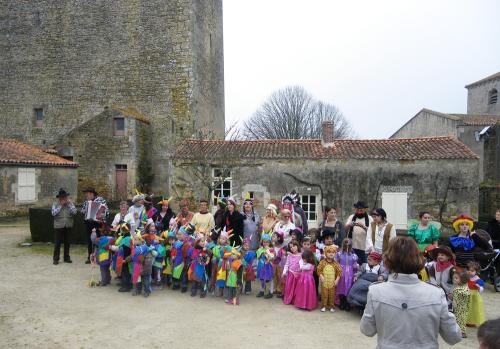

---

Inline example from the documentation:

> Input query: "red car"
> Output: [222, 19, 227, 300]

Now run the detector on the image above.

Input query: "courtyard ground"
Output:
[0, 222, 498, 349]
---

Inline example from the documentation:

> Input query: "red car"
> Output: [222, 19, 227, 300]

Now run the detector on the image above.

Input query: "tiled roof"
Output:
[465, 72, 500, 88]
[0, 138, 78, 167]
[174, 136, 478, 161]
[450, 114, 500, 126]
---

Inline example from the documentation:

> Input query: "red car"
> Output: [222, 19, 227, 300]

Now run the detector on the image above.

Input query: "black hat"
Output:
[353, 201, 368, 209]
[82, 187, 98, 195]
[56, 188, 69, 198]
[319, 229, 335, 242]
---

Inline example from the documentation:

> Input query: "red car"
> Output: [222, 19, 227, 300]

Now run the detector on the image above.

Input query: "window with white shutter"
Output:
[17, 168, 36, 202]
[381, 192, 407, 229]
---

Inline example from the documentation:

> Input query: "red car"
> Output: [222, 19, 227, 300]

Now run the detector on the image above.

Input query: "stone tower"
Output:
[466, 72, 500, 115]
[0, 0, 224, 193]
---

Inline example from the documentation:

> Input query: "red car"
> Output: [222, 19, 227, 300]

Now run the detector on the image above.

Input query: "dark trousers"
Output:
[100, 264, 111, 285]
[53, 227, 71, 262]
[84, 220, 100, 258]
[354, 248, 367, 264]
[121, 263, 132, 290]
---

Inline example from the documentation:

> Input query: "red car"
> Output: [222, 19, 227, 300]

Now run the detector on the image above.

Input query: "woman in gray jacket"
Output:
[360, 237, 462, 349]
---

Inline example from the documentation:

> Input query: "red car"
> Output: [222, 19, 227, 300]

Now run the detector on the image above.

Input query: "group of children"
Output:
[424, 245, 486, 338]
[89, 211, 370, 312]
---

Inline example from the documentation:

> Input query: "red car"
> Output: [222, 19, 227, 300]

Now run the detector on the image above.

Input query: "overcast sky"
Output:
[223, 0, 500, 139]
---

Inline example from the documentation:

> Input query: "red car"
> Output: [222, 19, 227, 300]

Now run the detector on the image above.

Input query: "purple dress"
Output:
[336, 251, 358, 297]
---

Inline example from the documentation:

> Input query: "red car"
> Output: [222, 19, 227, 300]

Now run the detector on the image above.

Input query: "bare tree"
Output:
[243, 86, 354, 139]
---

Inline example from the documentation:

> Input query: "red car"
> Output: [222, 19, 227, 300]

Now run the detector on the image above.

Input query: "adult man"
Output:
[52, 188, 77, 265]
[345, 201, 373, 264]
[191, 199, 215, 232]
[81, 187, 108, 264]
[128, 194, 147, 232]
[176, 198, 194, 228]
[365, 208, 397, 255]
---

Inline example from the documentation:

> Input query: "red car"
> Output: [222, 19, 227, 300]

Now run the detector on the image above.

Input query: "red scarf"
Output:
[435, 260, 453, 272]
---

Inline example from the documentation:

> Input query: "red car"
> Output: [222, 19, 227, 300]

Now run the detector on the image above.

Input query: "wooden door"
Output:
[115, 165, 127, 199]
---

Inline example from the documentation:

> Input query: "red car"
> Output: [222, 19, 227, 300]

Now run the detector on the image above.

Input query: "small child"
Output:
[354, 251, 386, 282]
[240, 238, 256, 295]
[214, 230, 232, 297]
[426, 246, 455, 301]
[256, 234, 275, 299]
[282, 240, 302, 305]
[336, 238, 358, 311]
[91, 227, 115, 287]
[317, 245, 342, 312]
[301, 236, 312, 252]
[466, 261, 485, 327]
[307, 228, 320, 256]
[189, 234, 210, 298]
[271, 231, 285, 298]
[131, 233, 153, 297]
[294, 250, 317, 310]
[226, 248, 243, 305]
[162, 230, 176, 288]
[452, 271, 471, 338]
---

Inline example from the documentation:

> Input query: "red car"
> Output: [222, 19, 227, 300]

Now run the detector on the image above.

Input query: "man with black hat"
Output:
[345, 201, 373, 264]
[81, 187, 108, 264]
[51, 188, 77, 265]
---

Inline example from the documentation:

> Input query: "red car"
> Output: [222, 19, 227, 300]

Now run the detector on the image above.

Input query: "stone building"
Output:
[0, 0, 225, 198]
[391, 72, 500, 182]
[0, 139, 78, 217]
[172, 126, 479, 232]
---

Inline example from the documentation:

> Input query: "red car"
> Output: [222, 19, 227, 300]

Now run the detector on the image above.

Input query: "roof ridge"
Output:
[465, 72, 500, 88]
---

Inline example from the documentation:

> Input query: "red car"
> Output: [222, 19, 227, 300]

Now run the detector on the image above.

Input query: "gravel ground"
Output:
[0, 223, 498, 349]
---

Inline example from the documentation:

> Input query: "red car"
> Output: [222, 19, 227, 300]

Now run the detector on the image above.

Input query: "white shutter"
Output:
[18, 168, 36, 202]
[381, 192, 407, 230]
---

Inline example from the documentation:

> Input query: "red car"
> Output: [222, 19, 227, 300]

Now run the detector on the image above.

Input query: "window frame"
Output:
[113, 117, 126, 136]
[301, 194, 318, 222]
[212, 168, 232, 207]
[34, 108, 44, 128]
[17, 168, 36, 202]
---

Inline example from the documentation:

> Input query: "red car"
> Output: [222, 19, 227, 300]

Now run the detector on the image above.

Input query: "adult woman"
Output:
[221, 198, 244, 246]
[365, 208, 397, 255]
[152, 198, 175, 233]
[274, 208, 296, 246]
[261, 204, 279, 233]
[242, 198, 260, 251]
[360, 237, 462, 348]
[445, 214, 491, 269]
[407, 211, 440, 252]
[320, 206, 346, 247]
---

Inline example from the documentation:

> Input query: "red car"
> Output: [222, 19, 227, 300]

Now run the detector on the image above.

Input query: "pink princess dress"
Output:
[282, 253, 302, 304]
[293, 260, 317, 310]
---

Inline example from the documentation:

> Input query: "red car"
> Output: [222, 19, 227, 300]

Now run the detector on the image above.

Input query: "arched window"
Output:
[489, 88, 498, 105]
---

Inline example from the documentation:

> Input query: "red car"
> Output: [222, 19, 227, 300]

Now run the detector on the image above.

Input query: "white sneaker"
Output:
[330, 308, 336, 313]
[321, 307, 326, 312]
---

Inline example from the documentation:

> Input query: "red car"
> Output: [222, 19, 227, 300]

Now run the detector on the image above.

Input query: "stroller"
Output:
[347, 272, 381, 311]
[473, 229, 500, 292]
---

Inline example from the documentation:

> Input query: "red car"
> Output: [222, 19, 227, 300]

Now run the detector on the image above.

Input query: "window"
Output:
[381, 192, 408, 229]
[34, 108, 44, 127]
[113, 117, 125, 136]
[474, 130, 480, 142]
[489, 89, 498, 105]
[212, 168, 231, 206]
[17, 168, 36, 202]
[301, 195, 317, 221]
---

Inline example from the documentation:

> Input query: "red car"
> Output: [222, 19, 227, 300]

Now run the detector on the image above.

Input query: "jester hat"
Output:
[452, 214, 474, 233]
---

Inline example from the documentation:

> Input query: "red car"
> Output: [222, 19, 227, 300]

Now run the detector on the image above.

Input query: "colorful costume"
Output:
[188, 242, 210, 298]
[452, 284, 471, 334]
[294, 259, 317, 310]
[213, 244, 232, 290]
[95, 235, 114, 286]
[317, 247, 342, 310]
[272, 243, 285, 296]
[407, 222, 440, 252]
[282, 253, 302, 305]
[226, 249, 243, 305]
[467, 275, 485, 326]
[241, 247, 256, 294]
[335, 250, 358, 308]
[256, 247, 274, 281]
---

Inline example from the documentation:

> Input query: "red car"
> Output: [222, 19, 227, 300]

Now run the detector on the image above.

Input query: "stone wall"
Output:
[171, 158, 479, 232]
[467, 79, 500, 114]
[391, 110, 458, 139]
[0, 0, 225, 194]
[56, 108, 150, 202]
[483, 125, 500, 181]
[458, 125, 486, 180]
[0, 165, 77, 217]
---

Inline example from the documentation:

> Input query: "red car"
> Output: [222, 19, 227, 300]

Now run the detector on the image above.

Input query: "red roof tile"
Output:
[450, 114, 500, 126]
[0, 138, 78, 167]
[174, 136, 478, 161]
[465, 72, 500, 88]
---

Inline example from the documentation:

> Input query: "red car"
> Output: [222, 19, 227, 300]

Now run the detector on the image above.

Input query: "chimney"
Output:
[321, 121, 334, 144]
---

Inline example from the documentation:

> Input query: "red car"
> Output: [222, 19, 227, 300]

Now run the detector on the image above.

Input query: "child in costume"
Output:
[317, 245, 342, 312]
[91, 227, 115, 286]
[294, 250, 318, 311]
[131, 232, 153, 296]
[240, 238, 256, 295]
[111, 222, 133, 292]
[189, 234, 211, 298]
[171, 228, 185, 290]
[150, 234, 166, 288]
[213, 230, 232, 297]
[282, 240, 302, 305]
[162, 229, 176, 288]
[256, 233, 275, 299]
[271, 230, 286, 298]
[466, 261, 485, 327]
[335, 238, 358, 311]
[226, 248, 243, 305]
[427, 245, 456, 306]
[301, 236, 312, 252]
[171, 223, 195, 292]
[452, 271, 471, 338]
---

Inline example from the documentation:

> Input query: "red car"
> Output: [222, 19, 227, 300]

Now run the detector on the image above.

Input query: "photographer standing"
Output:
[345, 201, 373, 264]
[52, 188, 77, 265]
